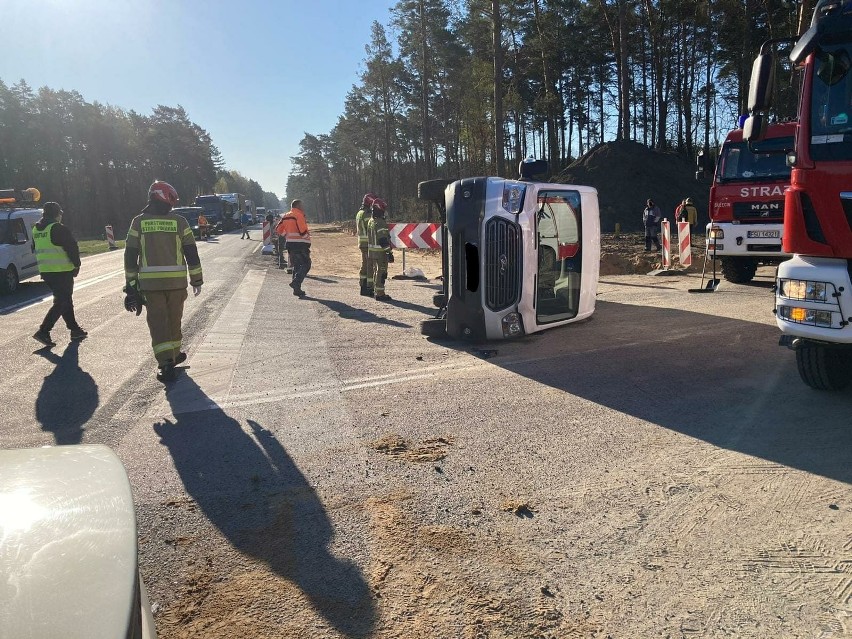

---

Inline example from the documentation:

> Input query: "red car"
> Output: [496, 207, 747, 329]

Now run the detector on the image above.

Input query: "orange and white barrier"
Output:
[661, 219, 671, 268]
[105, 225, 117, 250]
[388, 223, 442, 249]
[262, 221, 271, 246]
[678, 221, 692, 267]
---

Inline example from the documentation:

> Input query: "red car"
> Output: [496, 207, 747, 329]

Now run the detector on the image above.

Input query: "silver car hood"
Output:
[0, 445, 140, 638]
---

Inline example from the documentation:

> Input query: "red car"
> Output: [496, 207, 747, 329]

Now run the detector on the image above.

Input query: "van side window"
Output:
[11, 219, 27, 244]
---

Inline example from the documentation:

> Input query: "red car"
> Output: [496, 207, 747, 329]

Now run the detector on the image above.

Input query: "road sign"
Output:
[388, 223, 442, 249]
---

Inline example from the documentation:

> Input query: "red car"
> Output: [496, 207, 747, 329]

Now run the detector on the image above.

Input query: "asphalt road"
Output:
[1, 235, 850, 639]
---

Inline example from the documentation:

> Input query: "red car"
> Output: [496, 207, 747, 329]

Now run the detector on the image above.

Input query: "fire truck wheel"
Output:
[432, 292, 446, 308]
[0, 266, 19, 295]
[420, 318, 447, 338]
[795, 343, 852, 391]
[720, 258, 757, 284]
[417, 179, 452, 203]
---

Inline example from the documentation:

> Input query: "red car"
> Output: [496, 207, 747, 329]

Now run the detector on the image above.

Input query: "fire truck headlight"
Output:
[501, 312, 523, 337]
[708, 227, 724, 240]
[501, 184, 526, 215]
[777, 305, 835, 327]
[779, 279, 828, 302]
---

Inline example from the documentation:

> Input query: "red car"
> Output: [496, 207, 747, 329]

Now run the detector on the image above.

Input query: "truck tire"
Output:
[417, 179, 451, 202]
[0, 266, 19, 295]
[420, 318, 447, 338]
[795, 343, 852, 391]
[432, 292, 446, 308]
[720, 257, 757, 284]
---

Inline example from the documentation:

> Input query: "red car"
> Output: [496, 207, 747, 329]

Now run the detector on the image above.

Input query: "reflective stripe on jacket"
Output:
[355, 208, 369, 248]
[125, 213, 202, 291]
[33, 223, 75, 273]
[367, 216, 390, 256]
[276, 207, 311, 245]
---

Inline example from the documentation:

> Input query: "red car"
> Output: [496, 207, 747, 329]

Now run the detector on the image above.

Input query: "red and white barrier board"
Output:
[677, 221, 692, 267]
[262, 221, 271, 246]
[661, 219, 671, 268]
[105, 225, 116, 249]
[388, 223, 442, 249]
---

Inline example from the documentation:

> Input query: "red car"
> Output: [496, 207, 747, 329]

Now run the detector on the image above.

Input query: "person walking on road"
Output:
[367, 197, 394, 301]
[240, 210, 251, 239]
[32, 201, 87, 347]
[356, 192, 376, 296]
[197, 212, 209, 240]
[276, 199, 311, 297]
[643, 198, 662, 252]
[124, 181, 203, 382]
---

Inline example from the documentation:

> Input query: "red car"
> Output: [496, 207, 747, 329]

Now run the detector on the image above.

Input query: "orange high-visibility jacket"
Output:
[275, 207, 311, 245]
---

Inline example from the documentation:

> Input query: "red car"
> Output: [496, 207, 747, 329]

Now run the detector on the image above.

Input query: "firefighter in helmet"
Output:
[356, 192, 376, 296]
[366, 197, 394, 301]
[124, 181, 203, 382]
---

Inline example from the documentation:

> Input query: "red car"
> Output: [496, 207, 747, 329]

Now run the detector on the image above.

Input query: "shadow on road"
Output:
[306, 275, 338, 284]
[449, 300, 852, 485]
[154, 374, 375, 637]
[312, 296, 411, 328]
[35, 340, 98, 445]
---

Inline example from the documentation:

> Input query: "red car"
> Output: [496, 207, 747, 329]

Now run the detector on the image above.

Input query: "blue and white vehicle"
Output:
[0, 188, 44, 294]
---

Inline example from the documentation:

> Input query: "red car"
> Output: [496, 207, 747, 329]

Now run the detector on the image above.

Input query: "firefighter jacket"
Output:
[367, 215, 391, 256]
[682, 204, 698, 225]
[124, 211, 203, 291]
[276, 207, 311, 246]
[355, 207, 369, 248]
[32, 220, 80, 274]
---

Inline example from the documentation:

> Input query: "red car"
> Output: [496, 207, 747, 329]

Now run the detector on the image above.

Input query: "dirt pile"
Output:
[555, 140, 709, 234]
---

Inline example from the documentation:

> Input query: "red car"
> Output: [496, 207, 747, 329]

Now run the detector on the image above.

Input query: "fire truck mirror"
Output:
[748, 53, 776, 113]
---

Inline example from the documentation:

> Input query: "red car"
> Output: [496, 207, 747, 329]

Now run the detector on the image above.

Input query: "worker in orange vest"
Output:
[275, 199, 311, 297]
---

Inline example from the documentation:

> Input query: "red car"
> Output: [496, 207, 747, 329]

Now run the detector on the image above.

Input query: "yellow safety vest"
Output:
[355, 208, 369, 248]
[126, 215, 199, 291]
[33, 223, 74, 273]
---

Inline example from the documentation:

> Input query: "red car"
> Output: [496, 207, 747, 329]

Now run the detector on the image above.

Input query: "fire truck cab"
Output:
[704, 121, 794, 283]
[418, 160, 600, 341]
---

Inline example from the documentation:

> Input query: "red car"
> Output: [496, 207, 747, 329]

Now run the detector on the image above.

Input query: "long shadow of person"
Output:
[311, 297, 411, 328]
[35, 340, 98, 445]
[153, 374, 375, 637]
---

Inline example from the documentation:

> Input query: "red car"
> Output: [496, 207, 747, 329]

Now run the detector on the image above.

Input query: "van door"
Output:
[11, 217, 39, 278]
[535, 189, 583, 324]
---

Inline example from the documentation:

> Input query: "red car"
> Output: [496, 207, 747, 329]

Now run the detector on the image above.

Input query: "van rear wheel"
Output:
[0, 266, 19, 294]
[795, 343, 852, 391]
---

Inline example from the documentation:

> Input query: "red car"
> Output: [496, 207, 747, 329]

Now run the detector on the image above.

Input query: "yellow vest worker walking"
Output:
[124, 181, 203, 382]
[356, 192, 376, 296]
[32, 201, 87, 348]
[366, 198, 394, 301]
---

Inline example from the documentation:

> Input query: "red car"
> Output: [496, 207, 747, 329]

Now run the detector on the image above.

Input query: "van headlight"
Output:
[501, 184, 526, 215]
[501, 312, 523, 337]
[778, 279, 828, 302]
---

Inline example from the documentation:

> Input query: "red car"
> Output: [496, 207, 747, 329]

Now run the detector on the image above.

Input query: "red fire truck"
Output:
[704, 121, 795, 283]
[745, 0, 852, 389]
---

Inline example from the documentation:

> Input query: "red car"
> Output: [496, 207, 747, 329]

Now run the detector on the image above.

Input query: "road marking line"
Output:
[0, 269, 123, 315]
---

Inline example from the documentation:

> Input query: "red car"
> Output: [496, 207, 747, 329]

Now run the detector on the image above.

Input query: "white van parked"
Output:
[0, 188, 43, 294]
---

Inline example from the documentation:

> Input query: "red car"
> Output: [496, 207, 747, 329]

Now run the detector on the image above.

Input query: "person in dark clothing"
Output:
[32, 202, 87, 347]
[643, 198, 662, 252]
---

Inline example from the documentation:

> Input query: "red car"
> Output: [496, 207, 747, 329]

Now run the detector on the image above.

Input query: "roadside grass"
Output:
[78, 239, 125, 257]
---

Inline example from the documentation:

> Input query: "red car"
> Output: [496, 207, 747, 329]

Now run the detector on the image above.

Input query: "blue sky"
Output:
[1, 0, 398, 198]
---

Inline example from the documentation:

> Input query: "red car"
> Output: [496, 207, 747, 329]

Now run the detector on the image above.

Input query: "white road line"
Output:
[0, 269, 123, 315]
[154, 269, 266, 415]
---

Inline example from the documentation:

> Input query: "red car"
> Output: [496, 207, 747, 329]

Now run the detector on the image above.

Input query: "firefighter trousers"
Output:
[367, 252, 388, 295]
[144, 288, 188, 366]
[359, 246, 370, 288]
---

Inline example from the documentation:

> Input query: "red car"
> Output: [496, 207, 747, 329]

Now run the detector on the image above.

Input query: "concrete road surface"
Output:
[1, 235, 849, 639]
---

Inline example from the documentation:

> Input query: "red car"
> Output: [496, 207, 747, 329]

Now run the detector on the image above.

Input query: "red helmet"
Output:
[362, 192, 377, 207]
[148, 181, 179, 207]
[372, 198, 387, 214]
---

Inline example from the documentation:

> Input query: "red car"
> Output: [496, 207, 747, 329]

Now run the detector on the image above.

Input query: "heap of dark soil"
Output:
[554, 140, 709, 234]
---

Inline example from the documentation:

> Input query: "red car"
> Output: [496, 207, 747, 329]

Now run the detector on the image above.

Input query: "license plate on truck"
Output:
[747, 230, 780, 238]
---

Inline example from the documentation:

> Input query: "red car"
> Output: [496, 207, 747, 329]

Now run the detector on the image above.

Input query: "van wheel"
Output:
[432, 292, 446, 308]
[417, 179, 452, 202]
[720, 257, 757, 284]
[796, 343, 852, 391]
[0, 266, 19, 294]
[420, 318, 447, 337]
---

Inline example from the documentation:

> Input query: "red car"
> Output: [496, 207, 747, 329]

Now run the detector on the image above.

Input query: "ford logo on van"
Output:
[499, 254, 508, 274]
